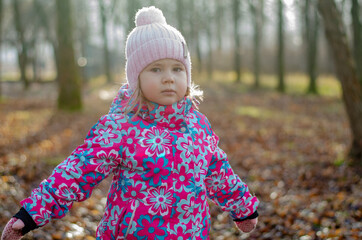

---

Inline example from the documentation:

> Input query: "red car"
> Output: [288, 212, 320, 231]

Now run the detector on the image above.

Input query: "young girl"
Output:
[2, 6, 259, 240]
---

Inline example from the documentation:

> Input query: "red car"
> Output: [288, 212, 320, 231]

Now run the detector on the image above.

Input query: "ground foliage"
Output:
[0, 81, 361, 239]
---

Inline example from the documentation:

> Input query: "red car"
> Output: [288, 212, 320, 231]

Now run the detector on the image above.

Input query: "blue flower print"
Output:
[139, 128, 172, 157]
[173, 163, 193, 193]
[54, 156, 83, 180]
[167, 223, 193, 239]
[205, 171, 226, 195]
[144, 184, 174, 216]
[193, 154, 208, 181]
[119, 174, 133, 194]
[74, 149, 94, 168]
[123, 181, 147, 202]
[141, 157, 171, 187]
[121, 127, 141, 156]
[120, 212, 137, 237]
[176, 136, 194, 162]
[107, 205, 123, 236]
[93, 119, 122, 148]
[32, 208, 52, 227]
[55, 183, 85, 205]
[135, 215, 168, 240]
[90, 150, 118, 175]
[176, 194, 196, 224]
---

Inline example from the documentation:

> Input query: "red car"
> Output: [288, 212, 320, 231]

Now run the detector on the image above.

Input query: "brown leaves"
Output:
[1, 82, 361, 239]
[201, 84, 360, 239]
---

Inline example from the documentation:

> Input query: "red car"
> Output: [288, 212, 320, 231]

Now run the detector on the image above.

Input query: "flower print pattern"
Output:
[107, 206, 123, 236]
[55, 183, 85, 205]
[124, 181, 147, 201]
[144, 184, 174, 216]
[135, 215, 168, 240]
[139, 128, 171, 157]
[193, 129, 208, 154]
[90, 150, 118, 175]
[93, 118, 122, 147]
[177, 194, 196, 224]
[205, 170, 227, 195]
[167, 223, 193, 238]
[54, 156, 84, 180]
[32, 208, 52, 226]
[174, 164, 193, 192]
[141, 157, 171, 187]
[194, 155, 208, 181]
[176, 136, 194, 161]
[19, 88, 259, 239]
[121, 127, 141, 156]
[119, 173, 133, 193]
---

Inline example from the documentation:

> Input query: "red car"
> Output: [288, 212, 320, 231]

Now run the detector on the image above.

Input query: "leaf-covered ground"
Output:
[0, 81, 361, 239]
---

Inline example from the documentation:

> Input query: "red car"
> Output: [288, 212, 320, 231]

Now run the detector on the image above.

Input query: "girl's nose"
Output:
[162, 70, 175, 84]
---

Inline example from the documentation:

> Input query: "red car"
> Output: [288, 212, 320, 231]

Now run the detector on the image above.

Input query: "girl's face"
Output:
[139, 59, 187, 105]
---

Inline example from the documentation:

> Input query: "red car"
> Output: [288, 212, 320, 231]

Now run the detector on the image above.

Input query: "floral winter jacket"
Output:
[19, 85, 259, 239]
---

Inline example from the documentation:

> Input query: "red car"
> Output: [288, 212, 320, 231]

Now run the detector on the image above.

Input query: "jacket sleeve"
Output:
[204, 131, 259, 220]
[20, 114, 124, 227]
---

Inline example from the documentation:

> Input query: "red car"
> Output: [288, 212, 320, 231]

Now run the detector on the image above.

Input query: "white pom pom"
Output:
[135, 6, 167, 26]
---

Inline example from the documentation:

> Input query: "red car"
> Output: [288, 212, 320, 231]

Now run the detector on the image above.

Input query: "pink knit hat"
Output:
[125, 6, 191, 90]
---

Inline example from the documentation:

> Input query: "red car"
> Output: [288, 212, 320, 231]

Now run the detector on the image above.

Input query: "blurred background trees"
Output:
[318, 0, 362, 163]
[0, 0, 361, 162]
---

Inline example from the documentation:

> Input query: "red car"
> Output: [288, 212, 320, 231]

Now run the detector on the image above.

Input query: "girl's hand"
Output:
[1, 218, 24, 240]
[235, 217, 258, 233]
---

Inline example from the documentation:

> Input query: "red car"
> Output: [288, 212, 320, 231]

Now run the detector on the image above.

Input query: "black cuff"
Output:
[14, 207, 39, 235]
[233, 211, 259, 222]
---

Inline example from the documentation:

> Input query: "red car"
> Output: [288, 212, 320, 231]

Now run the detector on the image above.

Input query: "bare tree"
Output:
[33, 0, 57, 81]
[304, 0, 320, 94]
[351, 0, 362, 84]
[13, 0, 29, 89]
[277, 0, 285, 92]
[249, 0, 265, 88]
[215, 0, 224, 51]
[318, 0, 362, 163]
[190, 0, 203, 74]
[177, 0, 184, 34]
[56, 0, 82, 111]
[233, 0, 242, 83]
[126, 0, 140, 34]
[98, 0, 112, 83]
[0, 0, 3, 99]
[73, 0, 91, 83]
[203, 0, 214, 80]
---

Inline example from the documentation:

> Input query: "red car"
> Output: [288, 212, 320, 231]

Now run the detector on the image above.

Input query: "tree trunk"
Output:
[98, 0, 112, 83]
[351, 0, 362, 85]
[277, 0, 285, 92]
[33, 0, 57, 81]
[56, 0, 82, 111]
[190, 0, 202, 74]
[318, 0, 362, 164]
[233, 0, 242, 83]
[250, 0, 264, 88]
[127, 0, 140, 34]
[215, 0, 224, 51]
[306, 0, 319, 94]
[204, 0, 213, 81]
[177, 0, 184, 34]
[13, 0, 30, 90]
[0, 0, 3, 99]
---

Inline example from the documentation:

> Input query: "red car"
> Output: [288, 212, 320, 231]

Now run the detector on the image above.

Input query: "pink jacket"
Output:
[20, 85, 259, 239]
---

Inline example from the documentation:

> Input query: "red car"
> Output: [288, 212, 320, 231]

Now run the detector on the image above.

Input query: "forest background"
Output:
[0, 0, 361, 239]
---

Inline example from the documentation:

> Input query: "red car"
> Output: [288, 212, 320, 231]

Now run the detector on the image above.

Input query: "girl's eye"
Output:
[173, 67, 184, 72]
[150, 68, 161, 72]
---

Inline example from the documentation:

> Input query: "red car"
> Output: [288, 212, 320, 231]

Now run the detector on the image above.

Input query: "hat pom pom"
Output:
[135, 6, 167, 26]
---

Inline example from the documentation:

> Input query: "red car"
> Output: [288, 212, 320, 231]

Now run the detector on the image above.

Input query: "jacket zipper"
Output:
[124, 199, 139, 238]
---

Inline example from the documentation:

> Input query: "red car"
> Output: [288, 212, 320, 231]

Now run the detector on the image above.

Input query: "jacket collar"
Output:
[109, 84, 192, 130]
